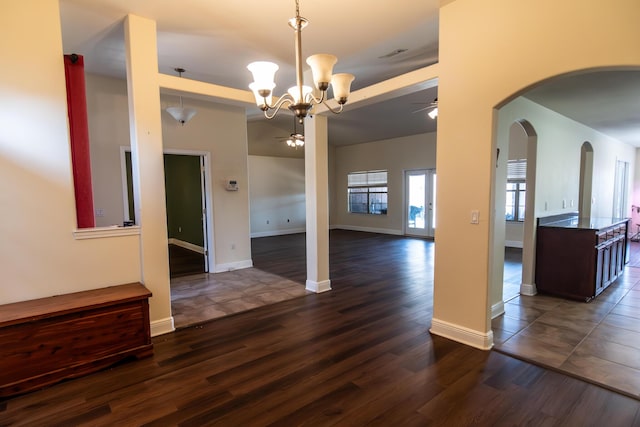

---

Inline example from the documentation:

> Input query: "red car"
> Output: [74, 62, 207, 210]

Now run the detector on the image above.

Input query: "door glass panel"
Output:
[431, 173, 436, 230]
[408, 174, 426, 229]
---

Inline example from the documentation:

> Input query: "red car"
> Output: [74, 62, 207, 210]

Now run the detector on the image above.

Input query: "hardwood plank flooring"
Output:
[2, 231, 640, 425]
[168, 245, 205, 278]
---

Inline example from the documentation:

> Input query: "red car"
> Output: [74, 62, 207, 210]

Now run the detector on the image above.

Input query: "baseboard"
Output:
[306, 279, 332, 293]
[250, 228, 306, 238]
[520, 282, 537, 296]
[213, 259, 253, 273]
[331, 225, 402, 236]
[505, 240, 523, 248]
[430, 318, 494, 350]
[491, 301, 505, 319]
[150, 317, 175, 337]
[168, 238, 205, 254]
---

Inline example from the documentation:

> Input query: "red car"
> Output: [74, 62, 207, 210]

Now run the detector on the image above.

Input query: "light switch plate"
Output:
[471, 210, 479, 224]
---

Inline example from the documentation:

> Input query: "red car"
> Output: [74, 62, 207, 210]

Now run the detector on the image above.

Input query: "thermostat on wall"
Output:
[225, 178, 239, 191]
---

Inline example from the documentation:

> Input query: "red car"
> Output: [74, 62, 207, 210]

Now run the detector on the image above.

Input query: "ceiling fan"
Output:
[275, 131, 305, 148]
[275, 115, 305, 148]
[412, 98, 438, 119]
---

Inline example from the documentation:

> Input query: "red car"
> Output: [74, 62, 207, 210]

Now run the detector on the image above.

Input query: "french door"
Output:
[405, 169, 436, 238]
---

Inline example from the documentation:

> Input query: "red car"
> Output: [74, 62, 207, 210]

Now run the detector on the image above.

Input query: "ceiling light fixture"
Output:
[286, 115, 305, 148]
[427, 98, 438, 119]
[247, 0, 355, 123]
[165, 68, 197, 125]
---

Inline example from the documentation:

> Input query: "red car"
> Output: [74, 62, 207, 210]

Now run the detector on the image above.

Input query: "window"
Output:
[612, 159, 629, 218]
[506, 160, 526, 222]
[348, 170, 388, 215]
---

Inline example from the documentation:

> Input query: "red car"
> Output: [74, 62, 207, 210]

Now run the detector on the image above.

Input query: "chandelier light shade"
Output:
[247, 0, 355, 122]
[165, 68, 197, 125]
[166, 104, 197, 125]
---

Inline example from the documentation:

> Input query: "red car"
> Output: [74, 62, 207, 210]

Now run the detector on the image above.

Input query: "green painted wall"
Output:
[164, 154, 204, 247]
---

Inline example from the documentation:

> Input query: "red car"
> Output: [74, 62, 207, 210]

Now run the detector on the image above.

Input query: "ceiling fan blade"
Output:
[412, 105, 434, 114]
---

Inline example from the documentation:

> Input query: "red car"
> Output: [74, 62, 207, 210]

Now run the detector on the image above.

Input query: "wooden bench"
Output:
[0, 283, 153, 397]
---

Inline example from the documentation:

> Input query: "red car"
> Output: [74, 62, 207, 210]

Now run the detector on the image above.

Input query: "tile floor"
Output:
[493, 265, 640, 399]
[170, 268, 309, 328]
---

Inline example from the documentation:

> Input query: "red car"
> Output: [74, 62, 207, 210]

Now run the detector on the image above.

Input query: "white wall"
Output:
[632, 148, 640, 232]
[0, 1, 140, 305]
[85, 74, 252, 273]
[248, 156, 305, 237]
[331, 133, 437, 234]
[499, 97, 635, 221]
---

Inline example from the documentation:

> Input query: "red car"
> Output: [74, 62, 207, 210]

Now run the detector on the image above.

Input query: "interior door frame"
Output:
[404, 168, 436, 238]
[121, 147, 215, 271]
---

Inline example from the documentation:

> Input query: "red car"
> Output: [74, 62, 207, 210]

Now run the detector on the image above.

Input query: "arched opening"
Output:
[490, 119, 537, 321]
[518, 120, 538, 297]
[489, 68, 639, 398]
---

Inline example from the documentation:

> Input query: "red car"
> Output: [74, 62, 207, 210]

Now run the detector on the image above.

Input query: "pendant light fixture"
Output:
[165, 68, 197, 125]
[247, 0, 355, 123]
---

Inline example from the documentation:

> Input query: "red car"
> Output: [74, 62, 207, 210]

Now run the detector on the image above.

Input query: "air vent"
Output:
[378, 49, 408, 59]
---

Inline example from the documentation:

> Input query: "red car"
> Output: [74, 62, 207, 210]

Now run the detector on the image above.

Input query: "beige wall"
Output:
[86, 74, 130, 227]
[247, 120, 304, 159]
[0, 1, 140, 305]
[332, 133, 437, 234]
[434, 0, 640, 347]
[161, 95, 251, 270]
[86, 74, 252, 272]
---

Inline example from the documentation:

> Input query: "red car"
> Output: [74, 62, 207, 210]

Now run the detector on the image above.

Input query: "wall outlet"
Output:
[95, 208, 104, 217]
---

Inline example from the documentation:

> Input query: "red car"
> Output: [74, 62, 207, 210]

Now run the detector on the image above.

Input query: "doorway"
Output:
[121, 149, 212, 276]
[405, 169, 436, 238]
[164, 153, 209, 277]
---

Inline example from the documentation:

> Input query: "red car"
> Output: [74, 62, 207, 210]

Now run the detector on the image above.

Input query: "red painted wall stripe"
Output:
[64, 54, 95, 228]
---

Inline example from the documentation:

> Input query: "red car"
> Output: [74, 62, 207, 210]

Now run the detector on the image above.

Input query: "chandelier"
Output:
[247, 0, 355, 123]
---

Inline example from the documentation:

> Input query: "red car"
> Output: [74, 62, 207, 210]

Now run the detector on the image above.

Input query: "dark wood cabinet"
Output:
[535, 214, 629, 302]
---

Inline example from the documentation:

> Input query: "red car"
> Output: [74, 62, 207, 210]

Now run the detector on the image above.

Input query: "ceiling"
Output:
[58, 0, 639, 147]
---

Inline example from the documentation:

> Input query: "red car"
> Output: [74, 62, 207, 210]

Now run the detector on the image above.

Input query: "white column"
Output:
[304, 114, 331, 293]
[124, 14, 173, 334]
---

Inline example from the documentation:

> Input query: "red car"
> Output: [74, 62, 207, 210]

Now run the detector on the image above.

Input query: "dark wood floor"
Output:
[168, 244, 205, 278]
[2, 230, 640, 425]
